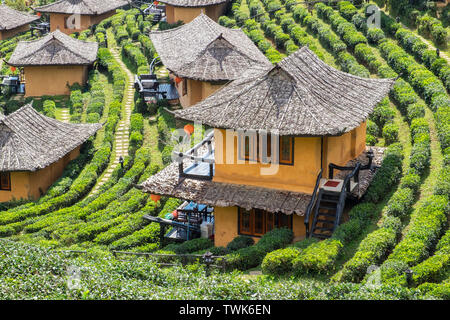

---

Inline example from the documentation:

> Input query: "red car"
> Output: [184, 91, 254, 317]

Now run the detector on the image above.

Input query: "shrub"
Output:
[226, 236, 255, 252]
[365, 144, 403, 203]
[225, 228, 293, 271]
[400, 173, 421, 193]
[382, 123, 399, 145]
[168, 238, 214, 254]
[367, 28, 385, 44]
[293, 239, 343, 274]
[366, 134, 377, 146]
[43, 100, 56, 118]
[261, 247, 302, 276]
[386, 187, 415, 217]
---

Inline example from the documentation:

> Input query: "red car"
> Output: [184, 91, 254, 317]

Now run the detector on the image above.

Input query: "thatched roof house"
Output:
[0, 5, 39, 40]
[174, 46, 396, 136]
[139, 47, 396, 246]
[8, 30, 98, 67]
[161, 0, 230, 23]
[161, 0, 229, 7]
[150, 13, 271, 107]
[0, 104, 101, 202]
[7, 30, 98, 96]
[34, 0, 128, 34]
[0, 104, 101, 172]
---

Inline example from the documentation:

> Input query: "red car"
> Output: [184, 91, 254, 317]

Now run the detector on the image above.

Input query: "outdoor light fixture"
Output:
[436, 48, 440, 57]
[119, 156, 124, 169]
[405, 269, 414, 286]
[203, 251, 213, 277]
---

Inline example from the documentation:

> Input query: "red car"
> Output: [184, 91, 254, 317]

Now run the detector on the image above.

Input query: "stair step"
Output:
[318, 205, 337, 210]
[316, 219, 335, 225]
[312, 233, 332, 239]
[317, 213, 337, 218]
[312, 226, 334, 232]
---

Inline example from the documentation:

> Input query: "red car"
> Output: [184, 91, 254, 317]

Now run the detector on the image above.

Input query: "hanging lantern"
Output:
[175, 77, 182, 84]
[10, 66, 16, 73]
[153, 1, 159, 5]
[171, 210, 178, 219]
[184, 124, 194, 136]
[150, 194, 161, 203]
[37, 12, 41, 17]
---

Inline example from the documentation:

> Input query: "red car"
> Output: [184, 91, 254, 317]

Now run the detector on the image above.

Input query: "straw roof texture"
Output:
[150, 13, 271, 81]
[35, 0, 128, 15]
[0, 5, 39, 31]
[8, 30, 98, 66]
[139, 161, 311, 215]
[174, 46, 396, 136]
[0, 104, 102, 172]
[159, 0, 229, 8]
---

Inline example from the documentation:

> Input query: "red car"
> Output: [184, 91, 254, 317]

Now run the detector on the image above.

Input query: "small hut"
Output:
[161, 0, 230, 24]
[34, 0, 128, 35]
[139, 47, 396, 246]
[150, 13, 271, 108]
[7, 30, 98, 97]
[0, 104, 102, 202]
[0, 5, 39, 40]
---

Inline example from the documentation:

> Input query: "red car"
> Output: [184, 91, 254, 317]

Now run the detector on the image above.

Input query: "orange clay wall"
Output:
[213, 206, 307, 247]
[213, 122, 367, 194]
[49, 13, 92, 34]
[24, 65, 89, 97]
[0, 24, 30, 40]
[0, 146, 81, 202]
[165, 3, 228, 24]
[323, 121, 367, 177]
[174, 78, 223, 108]
[213, 129, 323, 194]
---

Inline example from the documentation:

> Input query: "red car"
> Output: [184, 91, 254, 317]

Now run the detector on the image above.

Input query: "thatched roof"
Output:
[174, 46, 396, 136]
[139, 161, 311, 216]
[149, 13, 271, 81]
[34, 0, 128, 15]
[0, 5, 39, 31]
[0, 104, 102, 172]
[7, 30, 98, 66]
[159, 0, 229, 8]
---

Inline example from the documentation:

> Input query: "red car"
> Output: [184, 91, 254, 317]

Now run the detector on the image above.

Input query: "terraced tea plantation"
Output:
[0, 1, 448, 300]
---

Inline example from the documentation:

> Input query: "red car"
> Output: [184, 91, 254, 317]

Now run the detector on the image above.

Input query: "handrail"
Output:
[304, 168, 323, 238]
[333, 163, 361, 231]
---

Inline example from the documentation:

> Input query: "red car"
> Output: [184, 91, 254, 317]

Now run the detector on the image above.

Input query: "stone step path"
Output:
[90, 48, 134, 196]
[60, 108, 70, 123]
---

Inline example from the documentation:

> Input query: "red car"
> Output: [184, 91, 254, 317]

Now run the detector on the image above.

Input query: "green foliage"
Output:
[226, 235, 255, 252]
[225, 228, 293, 271]
[261, 247, 302, 276]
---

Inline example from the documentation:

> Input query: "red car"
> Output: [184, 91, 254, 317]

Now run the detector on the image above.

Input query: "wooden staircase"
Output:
[310, 189, 341, 239]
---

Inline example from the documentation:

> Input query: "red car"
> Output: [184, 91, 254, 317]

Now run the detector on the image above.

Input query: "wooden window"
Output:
[238, 132, 294, 165]
[0, 172, 11, 191]
[239, 208, 253, 235]
[182, 78, 188, 96]
[279, 136, 294, 165]
[238, 208, 292, 237]
[238, 131, 257, 162]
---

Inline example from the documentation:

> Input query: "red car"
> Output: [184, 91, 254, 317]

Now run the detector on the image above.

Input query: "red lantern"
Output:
[171, 210, 178, 219]
[36, 12, 41, 17]
[184, 124, 194, 136]
[150, 194, 161, 203]
[175, 77, 182, 84]
[10, 66, 16, 73]
[153, 1, 159, 5]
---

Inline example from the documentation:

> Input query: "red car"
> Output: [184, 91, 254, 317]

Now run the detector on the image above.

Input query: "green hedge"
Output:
[225, 228, 293, 271]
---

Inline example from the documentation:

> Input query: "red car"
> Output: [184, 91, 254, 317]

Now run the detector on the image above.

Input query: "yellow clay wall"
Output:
[0, 146, 81, 202]
[24, 65, 89, 97]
